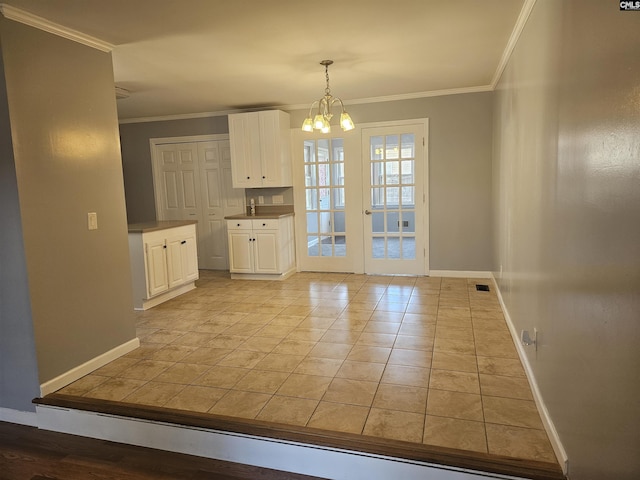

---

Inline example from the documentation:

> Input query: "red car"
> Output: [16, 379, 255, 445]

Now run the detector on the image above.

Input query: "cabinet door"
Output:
[165, 235, 186, 288]
[228, 231, 254, 273]
[145, 240, 169, 296]
[259, 111, 281, 187]
[254, 230, 279, 273]
[181, 232, 199, 282]
[229, 113, 261, 188]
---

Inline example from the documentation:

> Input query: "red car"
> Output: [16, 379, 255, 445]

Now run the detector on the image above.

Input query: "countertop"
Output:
[128, 220, 197, 233]
[224, 212, 294, 220]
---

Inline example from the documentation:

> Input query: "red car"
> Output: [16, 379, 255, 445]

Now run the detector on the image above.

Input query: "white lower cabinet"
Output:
[129, 222, 199, 310]
[226, 216, 295, 279]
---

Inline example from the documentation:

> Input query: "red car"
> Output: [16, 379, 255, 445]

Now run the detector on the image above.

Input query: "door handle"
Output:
[364, 210, 372, 215]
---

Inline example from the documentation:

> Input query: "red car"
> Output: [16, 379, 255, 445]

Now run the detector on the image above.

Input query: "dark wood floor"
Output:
[0, 421, 327, 480]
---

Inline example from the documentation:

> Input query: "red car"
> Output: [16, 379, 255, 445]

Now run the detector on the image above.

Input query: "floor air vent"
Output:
[475, 284, 490, 292]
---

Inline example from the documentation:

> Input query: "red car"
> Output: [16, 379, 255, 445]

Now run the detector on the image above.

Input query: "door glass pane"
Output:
[386, 187, 399, 206]
[305, 164, 317, 187]
[335, 235, 346, 257]
[385, 161, 400, 185]
[303, 138, 346, 258]
[386, 135, 399, 159]
[334, 211, 346, 233]
[401, 186, 414, 206]
[387, 237, 400, 259]
[372, 237, 385, 258]
[306, 189, 317, 210]
[371, 136, 383, 160]
[319, 212, 331, 233]
[387, 211, 399, 233]
[402, 237, 416, 259]
[371, 162, 383, 185]
[306, 212, 318, 233]
[401, 134, 415, 158]
[308, 236, 319, 256]
[401, 211, 415, 233]
[372, 212, 384, 234]
[401, 160, 414, 184]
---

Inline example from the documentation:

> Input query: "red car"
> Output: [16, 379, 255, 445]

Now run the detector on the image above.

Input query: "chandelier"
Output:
[301, 60, 355, 133]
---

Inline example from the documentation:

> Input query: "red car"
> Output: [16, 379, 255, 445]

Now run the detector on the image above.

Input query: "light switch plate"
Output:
[88, 212, 98, 230]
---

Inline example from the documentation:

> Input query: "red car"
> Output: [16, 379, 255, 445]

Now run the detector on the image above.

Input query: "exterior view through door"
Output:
[294, 120, 428, 275]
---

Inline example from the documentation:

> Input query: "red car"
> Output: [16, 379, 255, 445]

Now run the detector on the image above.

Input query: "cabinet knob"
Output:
[262, 176, 265, 179]
[181, 240, 187, 244]
[237, 223, 241, 226]
[262, 223, 266, 226]
[246, 176, 250, 179]
[163, 245, 167, 249]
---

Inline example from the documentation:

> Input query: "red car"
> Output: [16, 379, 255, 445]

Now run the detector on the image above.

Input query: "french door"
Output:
[362, 124, 427, 275]
[294, 120, 428, 275]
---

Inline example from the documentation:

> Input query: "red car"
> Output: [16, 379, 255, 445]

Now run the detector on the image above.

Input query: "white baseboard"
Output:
[35, 404, 521, 480]
[136, 282, 196, 310]
[0, 407, 38, 426]
[429, 270, 492, 278]
[39, 337, 140, 396]
[490, 274, 569, 475]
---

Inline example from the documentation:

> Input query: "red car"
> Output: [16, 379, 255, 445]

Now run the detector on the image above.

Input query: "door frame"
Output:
[292, 119, 429, 275]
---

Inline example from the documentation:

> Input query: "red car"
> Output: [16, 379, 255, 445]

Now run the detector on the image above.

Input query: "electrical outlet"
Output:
[272, 195, 284, 204]
[258, 196, 264, 204]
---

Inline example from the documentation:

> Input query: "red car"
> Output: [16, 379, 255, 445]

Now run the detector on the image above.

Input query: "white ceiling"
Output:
[2, 0, 525, 121]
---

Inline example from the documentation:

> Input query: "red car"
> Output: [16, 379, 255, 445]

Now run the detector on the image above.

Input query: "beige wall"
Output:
[121, 92, 494, 272]
[492, 1, 640, 478]
[1, 19, 136, 385]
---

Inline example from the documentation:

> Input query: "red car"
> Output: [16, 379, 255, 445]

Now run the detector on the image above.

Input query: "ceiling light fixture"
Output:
[302, 60, 354, 134]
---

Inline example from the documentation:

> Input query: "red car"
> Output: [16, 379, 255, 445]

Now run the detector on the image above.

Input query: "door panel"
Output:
[155, 143, 200, 221]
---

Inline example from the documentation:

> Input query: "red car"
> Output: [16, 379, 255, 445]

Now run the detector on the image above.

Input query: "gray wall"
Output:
[119, 116, 229, 223]
[121, 92, 494, 271]
[492, 1, 640, 478]
[0, 19, 136, 387]
[0, 26, 40, 412]
[290, 93, 494, 272]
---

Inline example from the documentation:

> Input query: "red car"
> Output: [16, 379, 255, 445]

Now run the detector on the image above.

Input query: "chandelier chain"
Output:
[325, 63, 331, 96]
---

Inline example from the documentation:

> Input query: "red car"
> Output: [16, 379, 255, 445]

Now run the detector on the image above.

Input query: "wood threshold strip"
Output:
[35, 394, 566, 480]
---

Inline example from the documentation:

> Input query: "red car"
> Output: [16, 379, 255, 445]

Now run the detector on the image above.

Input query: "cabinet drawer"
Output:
[252, 219, 279, 230]
[227, 219, 253, 230]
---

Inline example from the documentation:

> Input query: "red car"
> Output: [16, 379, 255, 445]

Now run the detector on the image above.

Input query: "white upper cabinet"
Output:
[229, 110, 292, 188]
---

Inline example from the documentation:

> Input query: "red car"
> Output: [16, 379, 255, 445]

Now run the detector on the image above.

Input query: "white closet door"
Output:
[155, 143, 200, 221]
[197, 141, 245, 269]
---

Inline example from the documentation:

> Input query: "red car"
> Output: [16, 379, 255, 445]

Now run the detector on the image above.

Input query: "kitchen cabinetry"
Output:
[228, 110, 292, 188]
[128, 221, 199, 310]
[226, 215, 295, 279]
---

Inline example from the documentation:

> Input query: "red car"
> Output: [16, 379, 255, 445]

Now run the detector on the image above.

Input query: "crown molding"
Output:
[0, 3, 114, 52]
[119, 85, 494, 125]
[491, 0, 537, 88]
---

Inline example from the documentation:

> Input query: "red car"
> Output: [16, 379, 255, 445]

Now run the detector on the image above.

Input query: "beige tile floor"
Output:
[58, 271, 557, 464]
